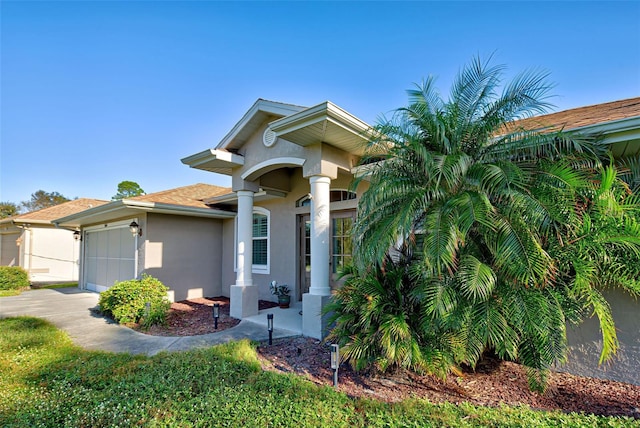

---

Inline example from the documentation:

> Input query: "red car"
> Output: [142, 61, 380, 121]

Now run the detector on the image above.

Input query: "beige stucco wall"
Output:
[143, 213, 223, 302]
[1, 225, 79, 282]
[558, 288, 640, 385]
[1, 230, 21, 267]
[27, 227, 80, 282]
[221, 218, 235, 297]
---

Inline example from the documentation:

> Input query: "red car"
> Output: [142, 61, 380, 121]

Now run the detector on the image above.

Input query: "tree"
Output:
[0, 202, 19, 219]
[21, 190, 70, 212]
[112, 181, 145, 200]
[327, 57, 638, 391]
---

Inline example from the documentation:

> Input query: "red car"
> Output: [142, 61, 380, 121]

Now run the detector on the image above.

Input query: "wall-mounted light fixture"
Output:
[73, 230, 82, 241]
[129, 221, 142, 237]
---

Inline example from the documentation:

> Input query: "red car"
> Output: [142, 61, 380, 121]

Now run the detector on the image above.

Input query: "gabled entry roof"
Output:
[269, 101, 374, 156]
[182, 99, 375, 175]
[54, 184, 235, 228]
[216, 99, 306, 151]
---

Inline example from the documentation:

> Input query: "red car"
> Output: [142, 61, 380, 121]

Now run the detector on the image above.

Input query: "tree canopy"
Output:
[112, 181, 145, 200]
[0, 202, 19, 219]
[326, 57, 640, 391]
[21, 190, 70, 212]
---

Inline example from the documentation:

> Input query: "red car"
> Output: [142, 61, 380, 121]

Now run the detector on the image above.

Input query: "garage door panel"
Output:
[119, 228, 133, 256]
[84, 226, 136, 292]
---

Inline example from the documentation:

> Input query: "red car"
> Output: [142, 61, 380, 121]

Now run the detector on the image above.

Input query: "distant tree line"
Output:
[0, 180, 144, 219]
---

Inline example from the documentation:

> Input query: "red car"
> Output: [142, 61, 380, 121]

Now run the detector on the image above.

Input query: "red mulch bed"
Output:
[136, 297, 640, 419]
[134, 296, 278, 337]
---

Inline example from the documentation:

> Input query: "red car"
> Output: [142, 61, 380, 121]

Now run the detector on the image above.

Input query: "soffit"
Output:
[181, 149, 245, 175]
[268, 101, 374, 156]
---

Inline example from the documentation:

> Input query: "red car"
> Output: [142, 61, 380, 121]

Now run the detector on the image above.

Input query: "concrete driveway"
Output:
[0, 288, 299, 355]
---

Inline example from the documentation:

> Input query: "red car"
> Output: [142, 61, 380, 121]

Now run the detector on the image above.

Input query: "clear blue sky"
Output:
[2, 1, 639, 205]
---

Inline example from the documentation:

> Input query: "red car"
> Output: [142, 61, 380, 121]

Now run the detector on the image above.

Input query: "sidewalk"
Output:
[0, 288, 300, 355]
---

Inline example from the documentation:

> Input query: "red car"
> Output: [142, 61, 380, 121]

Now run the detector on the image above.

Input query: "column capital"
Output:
[309, 175, 332, 184]
[236, 189, 255, 197]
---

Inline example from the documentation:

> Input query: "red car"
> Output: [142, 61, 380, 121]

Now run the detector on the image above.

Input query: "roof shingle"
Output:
[126, 183, 231, 209]
[4, 198, 108, 224]
[509, 97, 640, 133]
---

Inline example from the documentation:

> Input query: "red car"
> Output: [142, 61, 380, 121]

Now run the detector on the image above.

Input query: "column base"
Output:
[302, 293, 331, 339]
[230, 285, 259, 319]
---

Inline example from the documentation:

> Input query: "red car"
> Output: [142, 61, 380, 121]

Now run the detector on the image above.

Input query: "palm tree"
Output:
[330, 57, 631, 390]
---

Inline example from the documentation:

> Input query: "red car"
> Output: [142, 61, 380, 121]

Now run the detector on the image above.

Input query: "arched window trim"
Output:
[295, 189, 357, 207]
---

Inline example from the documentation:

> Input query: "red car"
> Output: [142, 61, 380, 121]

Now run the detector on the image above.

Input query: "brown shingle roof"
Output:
[509, 97, 640, 133]
[126, 183, 231, 209]
[5, 198, 109, 224]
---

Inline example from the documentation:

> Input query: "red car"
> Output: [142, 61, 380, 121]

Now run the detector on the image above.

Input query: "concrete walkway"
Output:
[0, 288, 300, 355]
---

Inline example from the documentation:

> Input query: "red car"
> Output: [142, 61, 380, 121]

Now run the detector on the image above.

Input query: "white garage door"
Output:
[84, 225, 136, 292]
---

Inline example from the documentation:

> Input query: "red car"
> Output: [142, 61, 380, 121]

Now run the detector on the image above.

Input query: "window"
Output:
[234, 207, 270, 274]
[295, 190, 357, 207]
[252, 211, 268, 268]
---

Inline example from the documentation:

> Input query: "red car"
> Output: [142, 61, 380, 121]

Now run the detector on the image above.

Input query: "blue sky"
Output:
[2, 1, 639, 205]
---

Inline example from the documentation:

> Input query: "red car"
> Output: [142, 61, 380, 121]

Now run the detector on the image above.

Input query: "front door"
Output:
[298, 210, 355, 300]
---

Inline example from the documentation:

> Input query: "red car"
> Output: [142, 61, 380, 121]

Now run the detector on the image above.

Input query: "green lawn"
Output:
[0, 317, 636, 427]
[0, 283, 78, 297]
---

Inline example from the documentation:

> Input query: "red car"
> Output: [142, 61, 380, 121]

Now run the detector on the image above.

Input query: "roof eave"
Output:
[269, 101, 374, 155]
[216, 99, 306, 150]
[54, 199, 236, 228]
[180, 149, 245, 175]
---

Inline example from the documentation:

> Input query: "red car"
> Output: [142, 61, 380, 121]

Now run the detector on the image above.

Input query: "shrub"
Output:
[0, 266, 30, 290]
[98, 274, 170, 328]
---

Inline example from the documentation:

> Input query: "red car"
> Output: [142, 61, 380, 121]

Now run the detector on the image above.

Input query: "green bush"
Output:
[0, 266, 30, 290]
[98, 274, 170, 328]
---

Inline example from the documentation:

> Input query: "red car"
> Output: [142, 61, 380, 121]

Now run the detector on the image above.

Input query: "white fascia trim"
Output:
[241, 157, 306, 181]
[567, 116, 640, 135]
[205, 189, 287, 205]
[84, 218, 133, 232]
[180, 148, 245, 170]
[217, 100, 306, 150]
[269, 101, 374, 139]
[54, 200, 235, 227]
[53, 200, 127, 226]
[123, 201, 236, 219]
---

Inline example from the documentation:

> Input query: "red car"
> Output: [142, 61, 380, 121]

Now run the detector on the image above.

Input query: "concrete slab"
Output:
[0, 288, 300, 356]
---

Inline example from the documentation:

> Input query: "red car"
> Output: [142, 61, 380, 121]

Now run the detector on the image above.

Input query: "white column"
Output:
[309, 175, 331, 296]
[236, 190, 254, 287]
[230, 190, 258, 319]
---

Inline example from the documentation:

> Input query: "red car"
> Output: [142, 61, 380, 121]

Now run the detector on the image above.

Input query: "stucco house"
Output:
[181, 97, 639, 383]
[509, 97, 640, 385]
[54, 183, 233, 302]
[181, 99, 374, 339]
[0, 198, 107, 283]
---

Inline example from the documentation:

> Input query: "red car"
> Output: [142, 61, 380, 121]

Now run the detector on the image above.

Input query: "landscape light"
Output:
[213, 303, 220, 329]
[331, 344, 339, 387]
[267, 313, 274, 345]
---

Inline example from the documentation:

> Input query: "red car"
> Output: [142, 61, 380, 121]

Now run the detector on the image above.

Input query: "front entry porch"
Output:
[243, 300, 303, 335]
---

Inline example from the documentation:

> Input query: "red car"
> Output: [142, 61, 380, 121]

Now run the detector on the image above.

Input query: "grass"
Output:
[31, 282, 78, 289]
[0, 317, 636, 427]
[0, 283, 78, 297]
